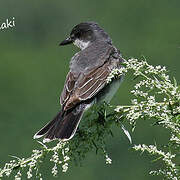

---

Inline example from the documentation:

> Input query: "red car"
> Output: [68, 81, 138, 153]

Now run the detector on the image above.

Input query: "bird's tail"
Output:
[33, 104, 87, 142]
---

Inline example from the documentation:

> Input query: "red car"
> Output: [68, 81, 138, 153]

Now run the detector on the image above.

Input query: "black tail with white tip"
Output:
[33, 103, 89, 142]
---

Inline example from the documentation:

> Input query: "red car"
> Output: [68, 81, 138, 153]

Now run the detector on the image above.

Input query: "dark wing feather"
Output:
[60, 72, 76, 106]
[63, 61, 112, 110]
[77, 62, 111, 99]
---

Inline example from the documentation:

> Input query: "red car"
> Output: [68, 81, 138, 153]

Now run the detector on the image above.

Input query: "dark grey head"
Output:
[59, 22, 112, 50]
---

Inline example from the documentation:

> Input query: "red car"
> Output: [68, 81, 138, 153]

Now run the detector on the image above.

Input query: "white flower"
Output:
[62, 163, 68, 172]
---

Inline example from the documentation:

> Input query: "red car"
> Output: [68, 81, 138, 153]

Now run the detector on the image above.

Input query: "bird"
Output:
[33, 21, 124, 142]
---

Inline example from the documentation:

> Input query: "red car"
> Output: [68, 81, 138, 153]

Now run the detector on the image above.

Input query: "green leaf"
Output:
[173, 77, 177, 87]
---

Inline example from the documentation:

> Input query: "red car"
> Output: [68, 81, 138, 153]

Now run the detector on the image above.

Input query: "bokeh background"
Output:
[0, 0, 180, 179]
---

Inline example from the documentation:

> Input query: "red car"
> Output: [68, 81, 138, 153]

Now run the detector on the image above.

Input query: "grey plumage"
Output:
[34, 22, 124, 142]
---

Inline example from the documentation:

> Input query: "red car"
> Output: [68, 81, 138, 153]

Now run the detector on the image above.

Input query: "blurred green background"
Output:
[0, 0, 180, 179]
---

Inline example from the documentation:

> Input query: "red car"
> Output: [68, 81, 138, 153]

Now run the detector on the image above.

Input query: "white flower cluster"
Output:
[113, 58, 180, 179]
[115, 58, 180, 130]
[133, 144, 178, 180]
[0, 149, 44, 180]
[150, 170, 178, 180]
[103, 150, 112, 164]
[106, 67, 126, 83]
[50, 141, 70, 175]
[170, 134, 180, 145]
[27, 149, 43, 179]
[0, 160, 18, 178]
[15, 170, 22, 180]
[0, 140, 70, 179]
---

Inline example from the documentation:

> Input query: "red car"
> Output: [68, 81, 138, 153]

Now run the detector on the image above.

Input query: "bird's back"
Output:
[70, 41, 114, 75]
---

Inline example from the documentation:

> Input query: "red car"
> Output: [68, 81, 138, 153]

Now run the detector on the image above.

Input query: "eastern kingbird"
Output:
[34, 22, 124, 142]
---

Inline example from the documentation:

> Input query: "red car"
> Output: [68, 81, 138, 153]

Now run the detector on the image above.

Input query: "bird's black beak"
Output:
[59, 37, 73, 46]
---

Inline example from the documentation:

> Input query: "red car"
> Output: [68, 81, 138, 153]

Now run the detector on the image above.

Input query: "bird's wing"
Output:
[61, 60, 113, 111]
[60, 71, 76, 106]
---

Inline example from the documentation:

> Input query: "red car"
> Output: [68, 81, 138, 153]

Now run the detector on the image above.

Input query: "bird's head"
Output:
[59, 21, 112, 50]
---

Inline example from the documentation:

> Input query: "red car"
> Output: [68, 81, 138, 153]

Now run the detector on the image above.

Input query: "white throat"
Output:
[73, 39, 90, 50]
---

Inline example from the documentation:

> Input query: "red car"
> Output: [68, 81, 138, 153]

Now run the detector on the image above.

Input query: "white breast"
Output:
[73, 39, 90, 50]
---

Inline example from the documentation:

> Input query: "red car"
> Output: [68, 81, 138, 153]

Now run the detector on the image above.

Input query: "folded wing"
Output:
[60, 60, 112, 111]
